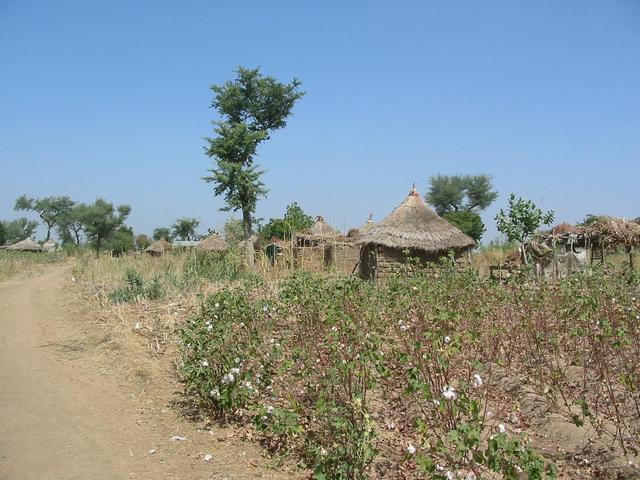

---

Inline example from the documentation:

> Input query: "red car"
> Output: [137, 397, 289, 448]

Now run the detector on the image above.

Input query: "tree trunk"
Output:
[520, 242, 528, 265]
[242, 209, 255, 269]
[45, 226, 51, 242]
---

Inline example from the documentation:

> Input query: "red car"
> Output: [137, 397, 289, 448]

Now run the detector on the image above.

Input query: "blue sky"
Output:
[1, 1, 639, 242]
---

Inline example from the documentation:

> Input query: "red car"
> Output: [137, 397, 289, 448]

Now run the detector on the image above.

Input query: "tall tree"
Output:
[172, 217, 200, 241]
[426, 174, 498, 243]
[79, 199, 131, 257]
[0, 222, 5, 246]
[56, 203, 86, 246]
[152, 227, 172, 241]
[14, 195, 75, 241]
[1, 218, 39, 244]
[203, 67, 305, 267]
[495, 194, 555, 264]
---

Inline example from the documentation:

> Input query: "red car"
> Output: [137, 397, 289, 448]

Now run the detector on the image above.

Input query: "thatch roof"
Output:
[42, 239, 57, 252]
[356, 187, 475, 253]
[551, 223, 579, 236]
[8, 238, 42, 251]
[296, 216, 340, 240]
[199, 233, 229, 253]
[584, 216, 640, 247]
[360, 213, 375, 234]
[145, 239, 172, 254]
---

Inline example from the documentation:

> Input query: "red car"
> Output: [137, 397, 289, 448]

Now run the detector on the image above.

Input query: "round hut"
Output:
[145, 239, 172, 256]
[293, 216, 340, 272]
[356, 186, 475, 280]
[42, 239, 57, 252]
[199, 233, 229, 253]
[7, 238, 42, 252]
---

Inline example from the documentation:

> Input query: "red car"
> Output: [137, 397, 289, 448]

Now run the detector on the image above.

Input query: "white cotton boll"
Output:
[442, 386, 457, 401]
[498, 424, 506, 433]
[472, 374, 483, 387]
[221, 373, 234, 384]
[214, 302, 220, 308]
[230, 367, 240, 375]
[446, 471, 457, 480]
[465, 472, 477, 480]
[265, 405, 274, 414]
[444, 336, 451, 344]
[433, 399, 441, 407]
[207, 324, 213, 331]
[201, 360, 209, 367]
[134, 322, 141, 330]
[406, 444, 416, 455]
[203, 453, 213, 462]
[210, 388, 220, 399]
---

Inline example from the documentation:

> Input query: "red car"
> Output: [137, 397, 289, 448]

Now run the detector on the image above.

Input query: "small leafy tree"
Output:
[14, 195, 75, 241]
[495, 194, 555, 264]
[203, 67, 305, 267]
[135, 234, 151, 250]
[0, 222, 6, 246]
[426, 174, 497, 242]
[261, 202, 314, 240]
[56, 204, 85, 247]
[2, 217, 39, 244]
[108, 226, 135, 255]
[172, 217, 200, 241]
[152, 227, 172, 241]
[80, 199, 131, 257]
[442, 210, 485, 243]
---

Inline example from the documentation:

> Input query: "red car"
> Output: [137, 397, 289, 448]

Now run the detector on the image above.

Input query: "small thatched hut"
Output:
[356, 187, 475, 280]
[293, 216, 340, 272]
[42, 239, 57, 252]
[199, 233, 229, 253]
[145, 239, 172, 256]
[7, 238, 42, 252]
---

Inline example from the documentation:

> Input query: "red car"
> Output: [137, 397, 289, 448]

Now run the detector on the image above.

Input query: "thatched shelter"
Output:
[550, 223, 579, 236]
[356, 187, 475, 280]
[42, 239, 58, 252]
[7, 238, 42, 252]
[293, 216, 341, 272]
[199, 233, 229, 253]
[145, 239, 172, 256]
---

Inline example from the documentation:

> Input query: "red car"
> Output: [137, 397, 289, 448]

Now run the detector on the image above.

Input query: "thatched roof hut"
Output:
[145, 239, 172, 256]
[550, 223, 579, 236]
[42, 239, 57, 252]
[7, 238, 42, 252]
[356, 186, 475, 280]
[584, 216, 640, 248]
[199, 233, 229, 253]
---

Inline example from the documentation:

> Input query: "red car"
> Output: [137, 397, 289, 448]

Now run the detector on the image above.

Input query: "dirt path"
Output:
[0, 264, 291, 480]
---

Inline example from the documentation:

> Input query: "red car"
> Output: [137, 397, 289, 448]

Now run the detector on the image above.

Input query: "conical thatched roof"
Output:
[584, 216, 640, 247]
[8, 238, 42, 251]
[356, 187, 475, 253]
[309, 216, 339, 238]
[360, 213, 375, 234]
[42, 239, 57, 252]
[199, 233, 229, 253]
[145, 239, 172, 254]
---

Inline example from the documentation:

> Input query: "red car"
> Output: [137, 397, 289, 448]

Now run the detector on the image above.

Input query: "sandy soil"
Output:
[0, 263, 294, 480]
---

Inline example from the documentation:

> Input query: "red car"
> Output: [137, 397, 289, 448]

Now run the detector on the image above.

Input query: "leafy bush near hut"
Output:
[179, 266, 639, 478]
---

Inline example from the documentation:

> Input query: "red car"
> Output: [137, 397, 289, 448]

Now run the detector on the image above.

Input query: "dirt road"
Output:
[0, 264, 289, 480]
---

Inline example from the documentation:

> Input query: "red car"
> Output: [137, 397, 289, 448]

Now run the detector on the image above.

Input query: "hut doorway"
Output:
[360, 245, 377, 281]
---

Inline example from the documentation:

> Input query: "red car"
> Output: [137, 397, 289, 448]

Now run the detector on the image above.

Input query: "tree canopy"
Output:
[426, 174, 498, 243]
[172, 217, 200, 241]
[14, 195, 75, 241]
[79, 199, 131, 256]
[56, 204, 86, 246]
[152, 227, 172, 241]
[203, 67, 304, 266]
[1, 218, 39, 245]
[426, 174, 498, 216]
[261, 202, 314, 240]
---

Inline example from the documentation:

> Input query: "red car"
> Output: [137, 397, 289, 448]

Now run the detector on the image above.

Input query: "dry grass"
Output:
[0, 250, 67, 281]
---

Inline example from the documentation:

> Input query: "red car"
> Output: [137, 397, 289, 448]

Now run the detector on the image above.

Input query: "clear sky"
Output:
[1, 0, 639, 242]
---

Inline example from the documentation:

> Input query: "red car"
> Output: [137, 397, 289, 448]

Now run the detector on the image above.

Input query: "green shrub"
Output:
[109, 268, 164, 302]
